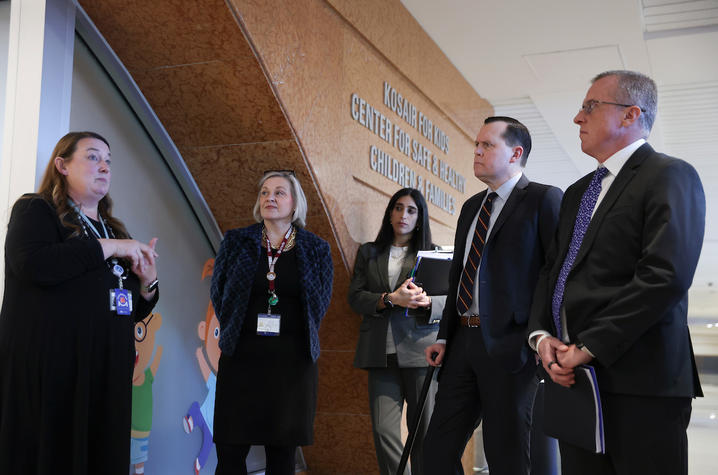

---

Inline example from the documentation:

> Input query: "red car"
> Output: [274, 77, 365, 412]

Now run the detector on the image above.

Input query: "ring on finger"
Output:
[548, 360, 557, 370]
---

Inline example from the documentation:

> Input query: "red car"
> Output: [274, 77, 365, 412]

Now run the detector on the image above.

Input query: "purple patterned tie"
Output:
[551, 167, 609, 337]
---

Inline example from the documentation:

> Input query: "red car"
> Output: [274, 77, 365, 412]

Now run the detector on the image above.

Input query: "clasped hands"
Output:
[537, 336, 593, 388]
[388, 278, 431, 309]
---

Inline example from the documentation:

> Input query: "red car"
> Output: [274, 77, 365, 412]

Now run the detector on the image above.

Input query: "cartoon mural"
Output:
[131, 312, 164, 475]
[183, 259, 221, 474]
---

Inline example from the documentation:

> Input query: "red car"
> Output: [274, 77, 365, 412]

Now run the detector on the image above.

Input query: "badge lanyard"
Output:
[71, 200, 132, 316]
[74, 205, 125, 287]
[76, 211, 109, 241]
[109, 265, 132, 316]
[265, 226, 293, 313]
[70, 199, 110, 241]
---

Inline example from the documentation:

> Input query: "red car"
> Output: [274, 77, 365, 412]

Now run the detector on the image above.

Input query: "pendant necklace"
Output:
[265, 225, 293, 312]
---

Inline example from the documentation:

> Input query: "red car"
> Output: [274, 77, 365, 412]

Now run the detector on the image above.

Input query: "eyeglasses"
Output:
[580, 100, 646, 115]
[263, 169, 295, 177]
[134, 313, 155, 342]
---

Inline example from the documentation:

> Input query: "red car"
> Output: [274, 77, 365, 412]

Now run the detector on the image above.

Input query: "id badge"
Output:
[257, 313, 281, 336]
[110, 289, 133, 316]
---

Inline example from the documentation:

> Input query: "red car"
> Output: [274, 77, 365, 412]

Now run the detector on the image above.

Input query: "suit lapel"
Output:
[572, 144, 651, 268]
[557, 175, 591, 266]
[456, 190, 486, 264]
[376, 246, 391, 291]
[398, 251, 418, 286]
[487, 174, 529, 243]
[379, 248, 417, 291]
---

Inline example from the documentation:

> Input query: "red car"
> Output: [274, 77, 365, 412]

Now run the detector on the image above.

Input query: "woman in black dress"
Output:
[0, 131, 160, 474]
[210, 170, 333, 475]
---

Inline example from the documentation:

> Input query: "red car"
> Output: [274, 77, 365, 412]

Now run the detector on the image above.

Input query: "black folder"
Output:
[404, 251, 452, 322]
[409, 251, 452, 295]
[543, 364, 605, 454]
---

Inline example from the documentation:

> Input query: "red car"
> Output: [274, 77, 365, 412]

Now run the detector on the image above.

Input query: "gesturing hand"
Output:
[99, 237, 159, 278]
[131, 238, 159, 285]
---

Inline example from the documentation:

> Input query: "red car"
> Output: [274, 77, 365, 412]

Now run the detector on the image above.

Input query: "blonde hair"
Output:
[252, 171, 308, 227]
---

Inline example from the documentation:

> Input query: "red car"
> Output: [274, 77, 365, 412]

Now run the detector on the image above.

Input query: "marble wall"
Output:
[79, 0, 491, 472]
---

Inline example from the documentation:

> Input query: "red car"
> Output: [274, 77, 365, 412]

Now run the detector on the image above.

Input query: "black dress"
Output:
[213, 246, 317, 446]
[0, 195, 157, 474]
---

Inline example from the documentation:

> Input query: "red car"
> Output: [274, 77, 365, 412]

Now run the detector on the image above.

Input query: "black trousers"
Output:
[215, 443, 296, 475]
[423, 326, 540, 475]
[559, 393, 692, 475]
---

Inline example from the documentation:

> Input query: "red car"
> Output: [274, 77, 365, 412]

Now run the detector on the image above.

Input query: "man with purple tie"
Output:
[423, 116, 562, 474]
[528, 70, 705, 475]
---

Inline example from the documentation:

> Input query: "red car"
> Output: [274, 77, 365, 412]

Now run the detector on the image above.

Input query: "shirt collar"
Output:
[488, 172, 523, 202]
[601, 139, 645, 177]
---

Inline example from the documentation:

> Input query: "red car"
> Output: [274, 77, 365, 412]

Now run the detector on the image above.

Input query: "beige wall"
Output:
[233, 0, 492, 262]
[80, 0, 491, 471]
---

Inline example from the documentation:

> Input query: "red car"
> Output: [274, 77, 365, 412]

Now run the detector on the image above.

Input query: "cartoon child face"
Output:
[134, 312, 163, 381]
[198, 305, 220, 373]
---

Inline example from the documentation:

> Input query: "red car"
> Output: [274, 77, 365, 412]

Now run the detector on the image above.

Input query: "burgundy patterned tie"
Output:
[457, 192, 497, 315]
[551, 166, 609, 336]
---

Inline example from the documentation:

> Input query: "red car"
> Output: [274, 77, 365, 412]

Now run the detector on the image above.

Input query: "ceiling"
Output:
[401, 0, 718, 319]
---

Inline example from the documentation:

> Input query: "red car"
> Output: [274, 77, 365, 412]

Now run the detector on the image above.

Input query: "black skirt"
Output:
[213, 247, 317, 446]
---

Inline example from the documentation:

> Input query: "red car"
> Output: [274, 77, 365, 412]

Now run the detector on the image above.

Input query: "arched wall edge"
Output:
[223, 1, 349, 270]
[74, 5, 223, 252]
[74, 2, 375, 471]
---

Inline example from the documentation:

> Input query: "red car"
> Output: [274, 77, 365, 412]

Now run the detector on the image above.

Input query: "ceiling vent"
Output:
[642, 0, 718, 32]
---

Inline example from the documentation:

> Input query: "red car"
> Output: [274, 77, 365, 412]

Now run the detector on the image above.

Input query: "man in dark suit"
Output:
[528, 70, 705, 475]
[423, 116, 562, 474]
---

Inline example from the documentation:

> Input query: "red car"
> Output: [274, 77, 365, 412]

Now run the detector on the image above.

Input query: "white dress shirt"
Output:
[436, 172, 523, 345]
[459, 172, 523, 316]
[530, 139, 646, 353]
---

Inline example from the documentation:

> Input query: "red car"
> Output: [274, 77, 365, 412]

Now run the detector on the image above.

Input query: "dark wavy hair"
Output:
[34, 131, 129, 239]
[373, 187, 433, 253]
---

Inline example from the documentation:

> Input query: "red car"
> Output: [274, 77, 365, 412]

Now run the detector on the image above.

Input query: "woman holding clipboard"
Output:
[348, 187, 446, 475]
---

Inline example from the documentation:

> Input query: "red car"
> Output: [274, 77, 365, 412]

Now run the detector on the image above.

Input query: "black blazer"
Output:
[440, 174, 562, 373]
[528, 143, 705, 397]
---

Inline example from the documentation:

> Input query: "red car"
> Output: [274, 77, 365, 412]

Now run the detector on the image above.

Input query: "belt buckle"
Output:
[467, 315, 480, 327]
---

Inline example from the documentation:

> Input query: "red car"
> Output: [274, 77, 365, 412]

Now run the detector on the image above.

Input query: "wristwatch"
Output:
[382, 293, 394, 309]
[143, 278, 159, 293]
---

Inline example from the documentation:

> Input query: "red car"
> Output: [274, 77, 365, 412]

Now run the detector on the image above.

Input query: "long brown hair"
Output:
[35, 131, 129, 239]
